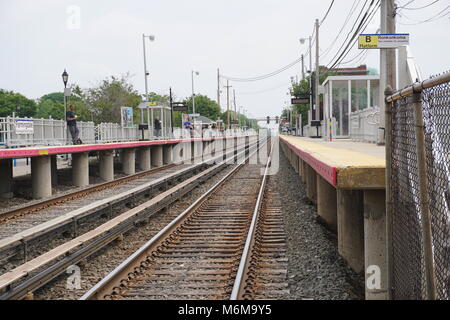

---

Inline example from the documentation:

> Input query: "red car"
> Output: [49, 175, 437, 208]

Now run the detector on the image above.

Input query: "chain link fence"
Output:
[389, 73, 450, 300]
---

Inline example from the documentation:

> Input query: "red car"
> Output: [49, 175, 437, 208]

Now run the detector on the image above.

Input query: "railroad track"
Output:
[0, 142, 252, 268]
[0, 139, 266, 300]
[81, 138, 288, 300]
[0, 163, 178, 224]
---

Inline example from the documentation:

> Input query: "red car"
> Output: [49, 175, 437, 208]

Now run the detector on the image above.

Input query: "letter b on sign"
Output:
[366, 36, 371, 43]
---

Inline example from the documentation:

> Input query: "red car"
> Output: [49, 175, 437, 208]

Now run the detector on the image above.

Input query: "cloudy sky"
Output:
[0, 0, 448, 119]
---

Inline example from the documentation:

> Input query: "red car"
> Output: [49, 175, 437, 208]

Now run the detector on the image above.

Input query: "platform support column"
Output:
[151, 145, 163, 167]
[226, 138, 235, 164]
[122, 149, 136, 175]
[137, 147, 151, 171]
[364, 189, 388, 300]
[317, 175, 337, 231]
[301, 160, 307, 183]
[72, 152, 89, 187]
[51, 155, 58, 186]
[298, 158, 303, 178]
[306, 165, 317, 204]
[31, 156, 52, 199]
[193, 141, 203, 164]
[183, 142, 192, 163]
[163, 144, 173, 165]
[293, 153, 299, 173]
[337, 189, 364, 273]
[0, 159, 13, 198]
[99, 150, 114, 181]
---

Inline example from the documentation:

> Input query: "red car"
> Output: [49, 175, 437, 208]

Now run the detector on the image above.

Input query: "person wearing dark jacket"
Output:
[66, 104, 81, 144]
[154, 118, 162, 137]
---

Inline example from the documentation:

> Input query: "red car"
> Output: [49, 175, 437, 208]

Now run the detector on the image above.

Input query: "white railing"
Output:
[96, 123, 141, 144]
[0, 116, 258, 149]
[0, 116, 96, 147]
[349, 106, 380, 143]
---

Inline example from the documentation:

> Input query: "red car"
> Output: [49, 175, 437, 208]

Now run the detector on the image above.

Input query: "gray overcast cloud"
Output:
[0, 0, 448, 118]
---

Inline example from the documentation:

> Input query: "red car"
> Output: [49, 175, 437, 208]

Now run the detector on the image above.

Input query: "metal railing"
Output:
[385, 71, 450, 300]
[350, 107, 380, 143]
[0, 116, 257, 148]
[0, 116, 96, 147]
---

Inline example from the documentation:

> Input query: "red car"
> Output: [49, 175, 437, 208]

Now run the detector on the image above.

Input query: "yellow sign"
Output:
[358, 35, 379, 49]
[38, 149, 48, 155]
[147, 102, 158, 107]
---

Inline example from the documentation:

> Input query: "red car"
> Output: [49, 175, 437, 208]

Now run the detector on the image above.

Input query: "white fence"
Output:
[349, 106, 380, 143]
[0, 116, 256, 148]
[0, 117, 135, 148]
[0, 117, 96, 147]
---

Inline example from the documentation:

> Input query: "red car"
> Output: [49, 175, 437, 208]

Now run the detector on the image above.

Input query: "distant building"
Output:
[321, 64, 369, 76]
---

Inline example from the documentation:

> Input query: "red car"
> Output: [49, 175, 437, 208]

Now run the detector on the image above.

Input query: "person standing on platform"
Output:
[154, 118, 162, 138]
[66, 104, 82, 144]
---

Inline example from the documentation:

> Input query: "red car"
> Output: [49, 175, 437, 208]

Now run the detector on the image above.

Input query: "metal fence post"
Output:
[384, 85, 394, 300]
[411, 91, 437, 300]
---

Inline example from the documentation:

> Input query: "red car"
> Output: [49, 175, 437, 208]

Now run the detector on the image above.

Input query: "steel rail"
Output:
[80, 138, 268, 300]
[0, 163, 177, 223]
[0, 142, 248, 260]
[230, 139, 274, 300]
[386, 71, 450, 103]
[0, 139, 264, 300]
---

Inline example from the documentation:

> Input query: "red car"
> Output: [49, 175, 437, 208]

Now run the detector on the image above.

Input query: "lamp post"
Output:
[62, 69, 69, 143]
[142, 34, 155, 124]
[300, 36, 313, 124]
[191, 70, 199, 127]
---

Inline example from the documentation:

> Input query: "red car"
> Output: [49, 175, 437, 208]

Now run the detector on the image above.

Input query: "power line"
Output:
[398, 4, 450, 24]
[324, 0, 371, 68]
[320, 0, 363, 59]
[221, 57, 303, 82]
[396, 0, 417, 10]
[320, 0, 336, 25]
[398, 0, 440, 10]
[335, 1, 380, 68]
[329, 0, 380, 69]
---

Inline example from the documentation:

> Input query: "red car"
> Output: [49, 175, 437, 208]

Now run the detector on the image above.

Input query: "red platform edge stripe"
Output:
[0, 136, 239, 159]
[281, 137, 337, 186]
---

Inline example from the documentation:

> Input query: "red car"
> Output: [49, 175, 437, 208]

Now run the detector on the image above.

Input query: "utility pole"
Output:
[309, 36, 313, 124]
[225, 80, 232, 129]
[233, 89, 237, 123]
[315, 19, 320, 122]
[217, 68, 221, 109]
[169, 87, 174, 134]
[382, 0, 397, 302]
[379, 0, 397, 145]
[301, 54, 305, 80]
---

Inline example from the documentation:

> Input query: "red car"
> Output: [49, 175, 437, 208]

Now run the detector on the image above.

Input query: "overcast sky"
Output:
[0, 0, 448, 120]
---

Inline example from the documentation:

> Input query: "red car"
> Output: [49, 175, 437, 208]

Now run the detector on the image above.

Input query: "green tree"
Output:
[0, 89, 36, 117]
[289, 70, 335, 127]
[35, 92, 64, 119]
[185, 95, 222, 121]
[82, 74, 142, 124]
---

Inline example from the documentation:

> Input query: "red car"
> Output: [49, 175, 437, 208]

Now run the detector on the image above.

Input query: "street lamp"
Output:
[191, 70, 199, 126]
[300, 36, 313, 125]
[142, 34, 155, 128]
[62, 69, 69, 143]
[62, 69, 69, 88]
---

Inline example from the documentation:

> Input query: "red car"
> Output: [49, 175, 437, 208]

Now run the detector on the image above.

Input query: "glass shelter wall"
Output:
[324, 76, 380, 138]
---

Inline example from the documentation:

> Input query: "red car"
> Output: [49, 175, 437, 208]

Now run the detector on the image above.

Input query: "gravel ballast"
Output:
[273, 144, 364, 300]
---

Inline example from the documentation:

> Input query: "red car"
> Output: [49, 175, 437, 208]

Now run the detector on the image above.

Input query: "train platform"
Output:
[280, 135, 385, 188]
[279, 135, 387, 300]
[0, 135, 254, 200]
